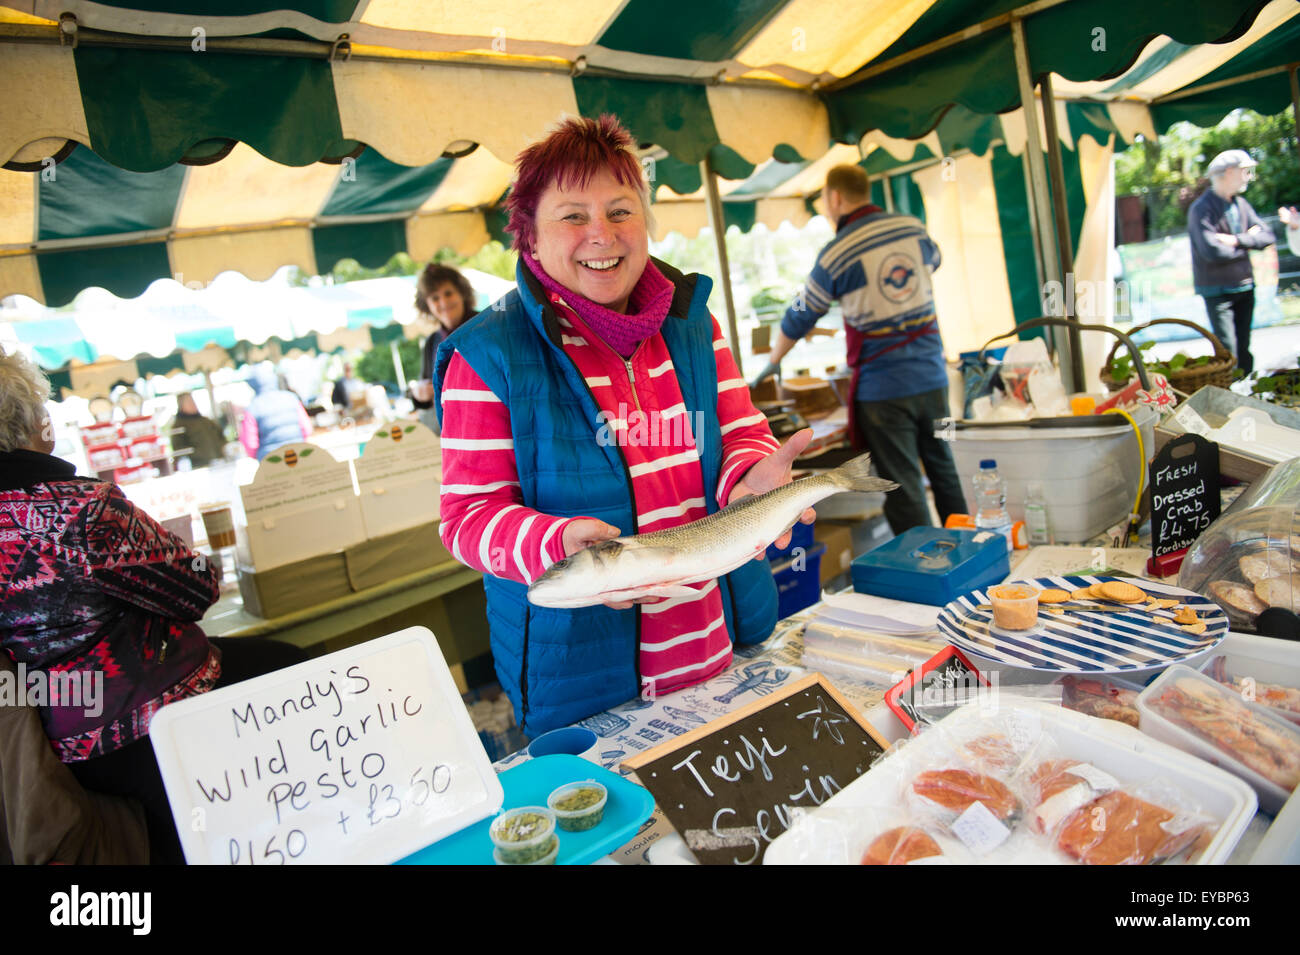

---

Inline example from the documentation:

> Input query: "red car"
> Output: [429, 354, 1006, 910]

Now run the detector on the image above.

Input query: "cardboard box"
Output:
[344, 521, 452, 591]
[237, 520, 452, 619]
[1155, 385, 1300, 484]
[237, 552, 352, 619]
[814, 520, 855, 587]
[238, 442, 366, 571]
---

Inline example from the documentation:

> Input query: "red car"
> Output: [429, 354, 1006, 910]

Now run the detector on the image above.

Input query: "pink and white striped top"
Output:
[439, 293, 780, 696]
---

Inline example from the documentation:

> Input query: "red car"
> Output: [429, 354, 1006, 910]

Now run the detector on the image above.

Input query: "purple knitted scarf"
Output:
[524, 253, 674, 357]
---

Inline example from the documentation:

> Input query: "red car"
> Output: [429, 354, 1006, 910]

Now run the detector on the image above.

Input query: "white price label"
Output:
[1066, 762, 1120, 793]
[1173, 405, 1212, 438]
[951, 800, 1011, 855]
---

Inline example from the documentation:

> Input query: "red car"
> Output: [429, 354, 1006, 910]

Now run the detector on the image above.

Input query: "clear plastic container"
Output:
[988, 582, 1039, 630]
[1137, 665, 1300, 815]
[973, 459, 1012, 543]
[488, 806, 557, 864]
[1197, 632, 1300, 726]
[1024, 482, 1051, 546]
[1179, 457, 1300, 633]
[547, 781, 608, 832]
[492, 835, 559, 866]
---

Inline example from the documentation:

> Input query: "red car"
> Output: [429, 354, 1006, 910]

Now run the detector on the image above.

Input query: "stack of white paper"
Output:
[813, 591, 942, 634]
[801, 592, 946, 687]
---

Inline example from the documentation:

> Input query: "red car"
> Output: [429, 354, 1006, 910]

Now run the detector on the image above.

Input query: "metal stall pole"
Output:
[700, 157, 743, 369]
[881, 173, 895, 212]
[1040, 72, 1085, 392]
[1291, 64, 1299, 144]
[390, 339, 408, 395]
[1010, 16, 1077, 392]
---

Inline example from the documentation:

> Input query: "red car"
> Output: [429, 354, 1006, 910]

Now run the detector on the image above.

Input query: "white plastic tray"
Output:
[764, 700, 1257, 865]
[1137, 664, 1300, 816]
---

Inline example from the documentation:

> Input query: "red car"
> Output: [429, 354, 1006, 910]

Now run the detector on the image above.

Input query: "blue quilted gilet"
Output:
[434, 258, 777, 735]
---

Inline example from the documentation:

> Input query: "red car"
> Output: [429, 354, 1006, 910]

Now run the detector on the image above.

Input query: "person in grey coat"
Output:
[1187, 149, 1276, 375]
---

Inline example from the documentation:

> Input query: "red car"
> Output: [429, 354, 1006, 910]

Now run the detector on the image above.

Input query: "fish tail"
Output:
[828, 453, 900, 493]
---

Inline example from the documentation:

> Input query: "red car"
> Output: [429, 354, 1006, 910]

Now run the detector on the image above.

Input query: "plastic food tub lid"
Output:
[488, 805, 556, 850]
[547, 781, 608, 817]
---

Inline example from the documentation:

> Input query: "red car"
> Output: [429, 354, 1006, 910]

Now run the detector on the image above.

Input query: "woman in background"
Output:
[410, 264, 477, 434]
[171, 391, 227, 468]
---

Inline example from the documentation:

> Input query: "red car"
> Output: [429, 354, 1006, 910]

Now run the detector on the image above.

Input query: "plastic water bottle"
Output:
[973, 459, 1013, 548]
[1023, 481, 1052, 546]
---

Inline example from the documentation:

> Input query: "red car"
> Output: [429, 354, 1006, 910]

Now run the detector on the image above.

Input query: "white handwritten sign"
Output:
[149, 628, 502, 865]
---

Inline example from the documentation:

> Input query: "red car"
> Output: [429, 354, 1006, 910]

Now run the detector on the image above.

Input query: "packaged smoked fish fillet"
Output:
[1138, 664, 1300, 814]
[1057, 675, 1142, 728]
[770, 802, 969, 865]
[901, 707, 1067, 858]
[1049, 782, 1216, 866]
[1200, 632, 1300, 725]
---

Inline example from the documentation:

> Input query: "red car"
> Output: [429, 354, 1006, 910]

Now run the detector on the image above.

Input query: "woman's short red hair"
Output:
[505, 114, 649, 254]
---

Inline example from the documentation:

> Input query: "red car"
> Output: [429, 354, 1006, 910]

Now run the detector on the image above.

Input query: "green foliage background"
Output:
[355, 337, 421, 385]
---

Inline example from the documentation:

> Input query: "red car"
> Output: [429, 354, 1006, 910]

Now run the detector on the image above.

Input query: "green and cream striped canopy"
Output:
[1, 0, 1295, 307]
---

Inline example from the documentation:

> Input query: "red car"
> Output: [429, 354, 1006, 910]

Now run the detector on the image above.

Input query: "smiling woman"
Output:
[430, 115, 815, 736]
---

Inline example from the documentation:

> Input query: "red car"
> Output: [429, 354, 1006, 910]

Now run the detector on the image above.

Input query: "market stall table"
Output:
[489, 549, 1299, 865]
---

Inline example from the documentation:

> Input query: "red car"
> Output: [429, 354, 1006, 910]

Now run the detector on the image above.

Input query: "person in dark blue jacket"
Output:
[1187, 150, 1276, 375]
[238, 363, 311, 461]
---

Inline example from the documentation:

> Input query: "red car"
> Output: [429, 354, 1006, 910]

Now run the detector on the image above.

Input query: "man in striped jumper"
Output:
[758, 165, 967, 534]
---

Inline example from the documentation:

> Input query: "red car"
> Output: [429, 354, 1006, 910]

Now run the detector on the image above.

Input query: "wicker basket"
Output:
[1101, 318, 1236, 393]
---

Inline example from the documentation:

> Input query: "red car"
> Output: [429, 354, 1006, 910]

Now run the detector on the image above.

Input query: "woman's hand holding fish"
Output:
[560, 518, 663, 609]
[729, 428, 817, 559]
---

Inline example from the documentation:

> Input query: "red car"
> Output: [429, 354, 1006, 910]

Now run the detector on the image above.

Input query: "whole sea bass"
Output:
[527, 453, 897, 608]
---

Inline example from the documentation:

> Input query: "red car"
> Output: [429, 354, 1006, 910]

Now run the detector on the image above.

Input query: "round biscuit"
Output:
[1100, 581, 1146, 603]
[1037, 588, 1070, 604]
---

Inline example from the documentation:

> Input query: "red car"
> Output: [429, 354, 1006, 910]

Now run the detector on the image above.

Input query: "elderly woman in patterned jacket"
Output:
[0, 348, 302, 863]
[433, 115, 813, 737]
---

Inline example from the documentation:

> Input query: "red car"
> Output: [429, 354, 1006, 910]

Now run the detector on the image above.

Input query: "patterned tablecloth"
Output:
[490, 607, 888, 864]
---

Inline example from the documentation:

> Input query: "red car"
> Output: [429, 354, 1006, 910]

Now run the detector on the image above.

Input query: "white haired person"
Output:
[1187, 149, 1276, 375]
[0, 348, 303, 863]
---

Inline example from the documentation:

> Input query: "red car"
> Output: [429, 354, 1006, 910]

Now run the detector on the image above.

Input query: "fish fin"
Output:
[829, 452, 900, 493]
[595, 582, 700, 603]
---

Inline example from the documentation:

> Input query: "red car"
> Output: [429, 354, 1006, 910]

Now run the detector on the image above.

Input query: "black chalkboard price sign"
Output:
[621, 674, 887, 865]
[1150, 433, 1220, 560]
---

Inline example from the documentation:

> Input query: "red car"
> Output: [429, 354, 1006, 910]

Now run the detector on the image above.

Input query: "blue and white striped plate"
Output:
[936, 576, 1228, 674]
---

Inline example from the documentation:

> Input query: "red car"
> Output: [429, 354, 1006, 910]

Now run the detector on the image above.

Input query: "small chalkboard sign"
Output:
[1150, 433, 1220, 559]
[621, 674, 887, 865]
[885, 645, 988, 734]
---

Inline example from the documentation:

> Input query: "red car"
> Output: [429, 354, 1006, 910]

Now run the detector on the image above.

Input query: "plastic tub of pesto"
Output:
[547, 781, 608, 832]
[489, 806, 558, 864]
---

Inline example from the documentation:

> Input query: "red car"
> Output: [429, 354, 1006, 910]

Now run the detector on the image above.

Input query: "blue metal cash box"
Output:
[851, 527, 1010, 606]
